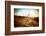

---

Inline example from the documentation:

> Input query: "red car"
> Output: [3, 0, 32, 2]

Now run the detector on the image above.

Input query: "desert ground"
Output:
[14, 16, 39, 27]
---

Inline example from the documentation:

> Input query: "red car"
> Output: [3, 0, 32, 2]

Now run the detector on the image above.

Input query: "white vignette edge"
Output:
[10, 5, 42, 32]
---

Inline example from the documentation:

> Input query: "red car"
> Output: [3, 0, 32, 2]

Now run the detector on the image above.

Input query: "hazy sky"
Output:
[14, 8, 39, 17]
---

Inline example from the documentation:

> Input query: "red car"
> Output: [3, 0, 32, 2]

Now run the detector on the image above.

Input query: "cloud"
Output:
[14, 8, 39, 17]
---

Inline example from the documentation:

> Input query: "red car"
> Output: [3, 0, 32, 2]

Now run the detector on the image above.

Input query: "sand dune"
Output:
[14, 16, 39, 27]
